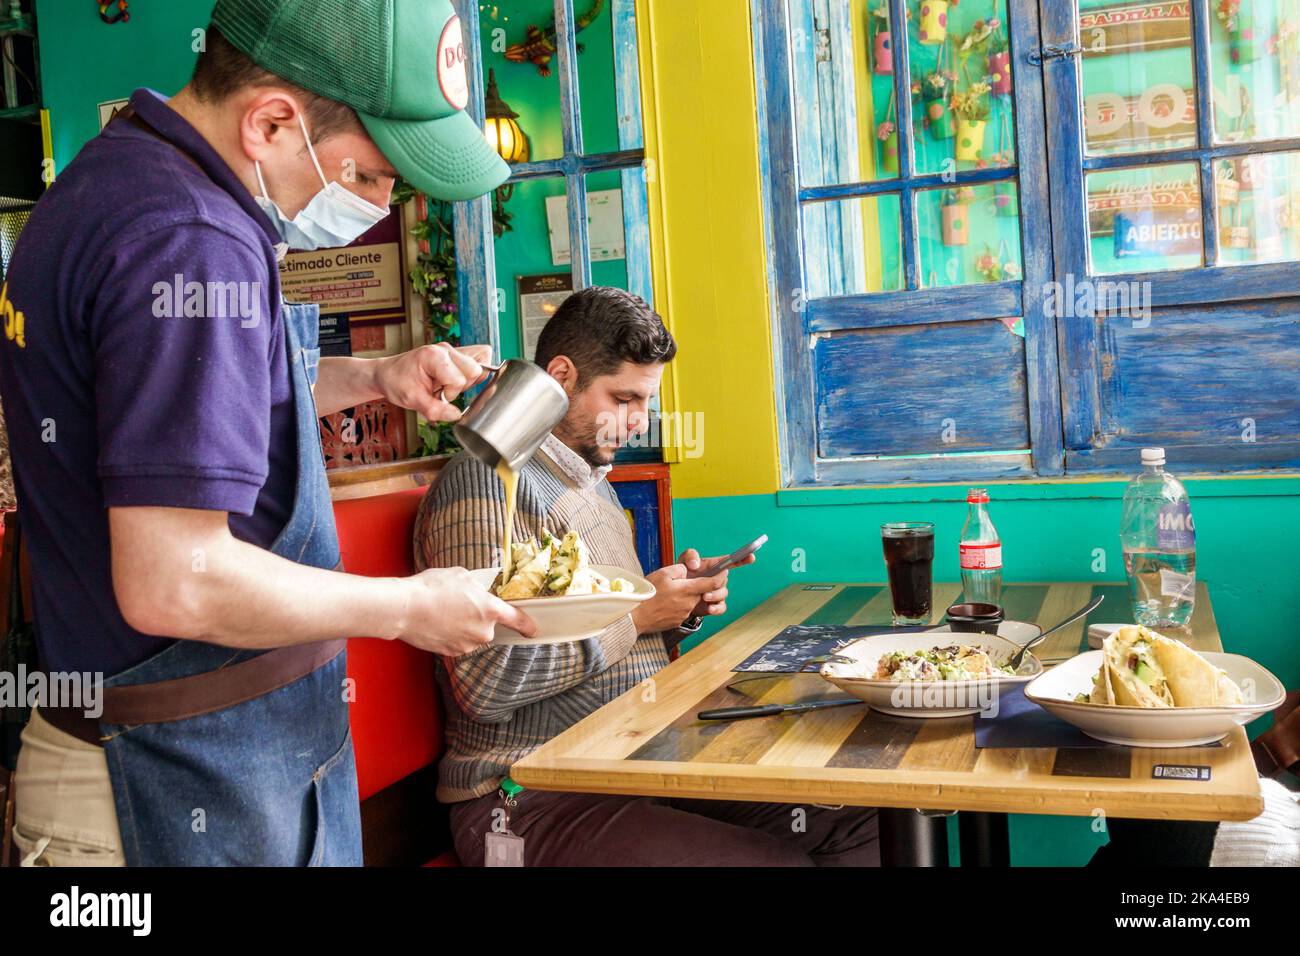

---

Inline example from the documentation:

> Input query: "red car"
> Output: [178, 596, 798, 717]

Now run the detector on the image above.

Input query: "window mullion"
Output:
[1190, 0, 1219, 266]
[554, 0, 592, 289]
[885, 0, 917, 289]
[450, 0, 498, 358]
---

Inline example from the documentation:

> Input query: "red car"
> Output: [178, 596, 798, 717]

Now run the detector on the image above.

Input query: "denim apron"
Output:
[100, 299, 363, 866]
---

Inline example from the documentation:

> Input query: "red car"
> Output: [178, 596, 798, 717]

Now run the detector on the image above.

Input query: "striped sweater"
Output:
[413, 444, 670, 803]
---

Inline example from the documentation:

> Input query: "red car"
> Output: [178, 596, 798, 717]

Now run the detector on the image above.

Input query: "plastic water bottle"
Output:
[1120, 448, 1196, 628]
[959, 488, 1003, 605]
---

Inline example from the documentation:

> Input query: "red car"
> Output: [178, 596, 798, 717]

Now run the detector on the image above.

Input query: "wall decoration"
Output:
[320, 400, 408, 469]
[951, 80, 991, 161]
[922, 72, 954, 139]
[97, 1, 129, 24]
[871, 3, 894, 74]
[918, 0, 949, 46]
[877, 89, 899, 173]
[545, 187, 625, 265]
[987, 20, 1011, 95]
[941, 189, 969, 245]
[517, 272, 573, 361]
[503, 0, 606, 76]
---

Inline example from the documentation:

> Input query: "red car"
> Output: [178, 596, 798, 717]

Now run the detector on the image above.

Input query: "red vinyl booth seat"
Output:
[333, 487, 441, 802]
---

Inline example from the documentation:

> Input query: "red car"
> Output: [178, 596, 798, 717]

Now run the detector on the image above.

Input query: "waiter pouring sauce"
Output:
[0, 0, 535, 866]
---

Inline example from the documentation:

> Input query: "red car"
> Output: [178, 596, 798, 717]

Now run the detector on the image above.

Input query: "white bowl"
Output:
[469, 564, 656, 645]
[819, 628, 1044, 718]
[1024, 650, 1286, 748]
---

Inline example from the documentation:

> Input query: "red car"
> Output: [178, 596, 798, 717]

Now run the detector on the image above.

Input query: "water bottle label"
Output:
[1156, 501, 1196, 551]
[960, 543, 1002, 570]
[1159, 568, 1196, 602]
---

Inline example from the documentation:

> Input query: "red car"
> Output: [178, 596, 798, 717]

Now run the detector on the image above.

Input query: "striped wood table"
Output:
[511, 582, 1263, 864]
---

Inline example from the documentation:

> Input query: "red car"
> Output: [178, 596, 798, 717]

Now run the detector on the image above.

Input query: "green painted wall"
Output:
[673, 478, 1300, 865]
[36, 0, 208, 172]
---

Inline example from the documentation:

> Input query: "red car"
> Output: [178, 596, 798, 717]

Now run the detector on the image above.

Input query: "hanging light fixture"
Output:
[482, 68, 527, 234]
[483, 68, 529, 167]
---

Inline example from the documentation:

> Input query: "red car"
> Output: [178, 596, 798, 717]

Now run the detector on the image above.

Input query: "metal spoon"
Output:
[1010, 593, 1105, 671]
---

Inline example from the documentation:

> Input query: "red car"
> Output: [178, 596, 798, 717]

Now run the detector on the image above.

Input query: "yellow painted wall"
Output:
[639, 0, 782, 499]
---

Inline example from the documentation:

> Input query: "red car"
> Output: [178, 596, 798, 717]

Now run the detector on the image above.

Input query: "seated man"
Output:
[415, 286, 880, 866]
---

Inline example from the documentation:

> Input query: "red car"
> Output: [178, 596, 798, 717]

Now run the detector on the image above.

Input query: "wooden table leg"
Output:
[958, 811, 1011, 866]
[879, 807, 949, 866]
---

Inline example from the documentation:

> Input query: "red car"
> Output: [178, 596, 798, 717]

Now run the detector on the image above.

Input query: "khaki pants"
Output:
[12, 707, 125, 867]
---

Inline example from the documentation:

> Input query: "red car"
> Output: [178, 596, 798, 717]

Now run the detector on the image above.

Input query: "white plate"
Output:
[1024, 650, 1286, 748]
[469, 564, 656, 645]
[819, 627, 1044, 718]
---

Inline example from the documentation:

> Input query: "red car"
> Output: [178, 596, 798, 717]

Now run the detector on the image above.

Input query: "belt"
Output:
[37, 639, 346, 748]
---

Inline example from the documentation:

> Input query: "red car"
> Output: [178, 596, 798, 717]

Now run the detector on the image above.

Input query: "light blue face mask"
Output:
[254, 111, 390, 254]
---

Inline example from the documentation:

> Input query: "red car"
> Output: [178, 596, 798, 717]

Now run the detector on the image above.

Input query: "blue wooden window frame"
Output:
[755, 0, 1064, 486]
[1042, 0, 1300, 472]
[757, 0, 1300, 486]
[449, 0, 653, 357]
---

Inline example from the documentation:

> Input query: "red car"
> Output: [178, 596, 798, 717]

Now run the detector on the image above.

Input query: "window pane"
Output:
[801, 194, 903, 297]
[789, 0, 898, 186]
[909, 0, 1018, 175]
[1086, 162, 1203, 274]
[1078, 0, 1197, 156]
[492, 175, 568, 360]
[916, 181, 1022, 288]
[1217, 150, 1300, 265]
[477, 1, 627, 165]
[1210, 1, 1300, 143]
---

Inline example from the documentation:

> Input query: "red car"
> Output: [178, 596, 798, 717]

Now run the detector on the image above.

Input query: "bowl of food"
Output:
[471, 530, 655, 645]
[1023, 625, 1285, 747]
[819, 629, 1043, 718]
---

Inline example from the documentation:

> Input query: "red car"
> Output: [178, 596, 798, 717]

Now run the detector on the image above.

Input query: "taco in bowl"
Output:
[1083, 625, 1241, 708]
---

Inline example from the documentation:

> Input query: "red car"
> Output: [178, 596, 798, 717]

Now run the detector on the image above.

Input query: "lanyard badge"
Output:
[484, 776, 525, 867]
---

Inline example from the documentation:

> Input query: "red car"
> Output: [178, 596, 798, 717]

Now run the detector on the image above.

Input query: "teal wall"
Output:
[37, 0, 208, 172]
[673, 477, 1300, 865]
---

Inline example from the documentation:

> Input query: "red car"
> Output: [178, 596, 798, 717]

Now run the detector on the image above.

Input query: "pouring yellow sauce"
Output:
[496, 459, 519, 583]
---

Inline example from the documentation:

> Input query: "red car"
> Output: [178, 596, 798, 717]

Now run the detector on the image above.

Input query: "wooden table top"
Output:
[511, 581, 1264, 822]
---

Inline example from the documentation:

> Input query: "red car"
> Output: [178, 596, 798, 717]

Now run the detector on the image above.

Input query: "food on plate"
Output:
[873, 645, 1016, 682]
[491, 529, 634, 599]
[1074, 625, 1242, 707]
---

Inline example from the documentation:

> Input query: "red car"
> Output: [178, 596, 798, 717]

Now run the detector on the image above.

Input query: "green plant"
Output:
[390, 180, 513, 457]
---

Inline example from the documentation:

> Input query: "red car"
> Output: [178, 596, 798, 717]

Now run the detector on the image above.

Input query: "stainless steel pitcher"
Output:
[452, 360, 569, 472]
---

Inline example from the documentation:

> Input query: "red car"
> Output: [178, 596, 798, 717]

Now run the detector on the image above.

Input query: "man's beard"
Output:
[554, 420, 616, 469]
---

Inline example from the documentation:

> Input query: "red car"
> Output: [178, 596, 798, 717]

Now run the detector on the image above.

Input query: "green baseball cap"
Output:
[211, 0, 509, 201]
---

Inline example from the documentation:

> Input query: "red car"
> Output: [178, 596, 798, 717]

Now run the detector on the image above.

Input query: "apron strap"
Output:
[102, 640, 345, 727]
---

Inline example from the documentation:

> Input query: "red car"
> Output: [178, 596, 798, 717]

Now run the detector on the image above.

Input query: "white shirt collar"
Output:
[539, 433, 613, 490]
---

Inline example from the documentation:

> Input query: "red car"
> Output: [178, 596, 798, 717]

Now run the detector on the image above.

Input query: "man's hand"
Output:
[678, 547, 756, 618]
[631, 549, 731, 635]
[374, 343, 493, 422]
[397, 567, 538, 656]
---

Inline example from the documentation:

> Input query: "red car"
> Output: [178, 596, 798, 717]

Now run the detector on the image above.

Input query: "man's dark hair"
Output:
[534, 286, 676, 386]
[191, 25, 363, 142]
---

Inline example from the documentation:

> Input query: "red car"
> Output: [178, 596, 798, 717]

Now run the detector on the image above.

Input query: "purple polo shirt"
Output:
[0, 89, 300, 677]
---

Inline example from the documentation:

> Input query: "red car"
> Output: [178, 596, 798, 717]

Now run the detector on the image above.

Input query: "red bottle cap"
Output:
[966, 488, 989, 503]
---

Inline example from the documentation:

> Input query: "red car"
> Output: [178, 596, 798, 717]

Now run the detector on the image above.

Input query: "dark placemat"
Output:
[733, 624, 937, 673]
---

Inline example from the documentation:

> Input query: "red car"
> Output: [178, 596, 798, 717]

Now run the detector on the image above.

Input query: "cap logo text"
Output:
[437, 16, 470, 110]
